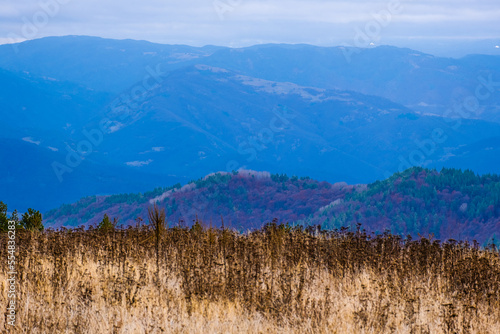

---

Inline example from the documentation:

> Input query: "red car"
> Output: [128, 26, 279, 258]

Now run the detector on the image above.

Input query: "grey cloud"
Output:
[0, 0, 499, 48]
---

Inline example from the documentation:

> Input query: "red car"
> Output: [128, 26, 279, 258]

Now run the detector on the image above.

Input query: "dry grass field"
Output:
[1, 212, 500, 333]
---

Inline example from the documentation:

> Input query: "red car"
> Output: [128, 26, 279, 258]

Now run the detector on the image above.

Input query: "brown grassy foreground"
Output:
[1, 219, 500, 333]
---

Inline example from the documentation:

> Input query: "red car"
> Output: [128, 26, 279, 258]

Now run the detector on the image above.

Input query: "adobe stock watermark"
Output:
[388, 73, 500, 178]
[341, 0, 414, 63]
[6, 0, 73, 53]
[157, 105, 296, 222]
[6, 220, 17, 326]
[51, 64, 165, 182]
[228, 105, 296, 171]
[213, 0, 243, 20]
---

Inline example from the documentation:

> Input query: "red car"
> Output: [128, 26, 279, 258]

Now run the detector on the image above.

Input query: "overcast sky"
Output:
[1, 0, 499, 52]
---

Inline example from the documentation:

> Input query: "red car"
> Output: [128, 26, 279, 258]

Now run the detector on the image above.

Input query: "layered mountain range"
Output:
[1, 36, 499, 213]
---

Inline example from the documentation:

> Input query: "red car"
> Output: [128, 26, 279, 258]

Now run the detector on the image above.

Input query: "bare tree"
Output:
[148, 204, 167, 283]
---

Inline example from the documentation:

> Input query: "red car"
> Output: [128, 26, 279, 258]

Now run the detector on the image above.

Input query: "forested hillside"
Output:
[307, 167, 500, 244]
[44, 170, 352, 230]
[43, 167, 500, 244]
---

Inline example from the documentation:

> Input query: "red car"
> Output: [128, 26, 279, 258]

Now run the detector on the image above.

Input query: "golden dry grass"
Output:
[1, 220, 500, 333]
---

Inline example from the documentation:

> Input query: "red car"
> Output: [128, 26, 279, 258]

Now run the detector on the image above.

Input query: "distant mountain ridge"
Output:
[0, 36, 223, 93]
[1, 36, 499, 120]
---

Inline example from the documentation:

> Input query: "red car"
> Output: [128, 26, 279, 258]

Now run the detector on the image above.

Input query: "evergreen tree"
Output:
[21, 208, 44, 231]
[0, 201, 8, 231]
[10, 209, 22, 229]
[10, 209, 19, 224]
[98, 214, 114, 232]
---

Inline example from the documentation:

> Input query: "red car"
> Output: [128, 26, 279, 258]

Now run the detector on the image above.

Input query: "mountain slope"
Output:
[436, 136, 500, 175]
[2, 36, 499, 122]
[44, 170, 352, 230]
[2, 36, 500, 212]
[203, 44, 500, 120]
[88, 64, 500, 184]
[0, 68, 110, 137]
[43, 168, 500, 244]
[0, 36, 224, 93]
[0, 137, 186, 213]
[2, 61, 500, 212]
[305, 167, 500, 244]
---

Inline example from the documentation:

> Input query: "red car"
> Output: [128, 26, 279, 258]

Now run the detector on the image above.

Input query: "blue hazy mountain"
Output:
[1, 36, 500, 213]
[73, 65, 500, 185]
[0, 137, 186, 213]
[1, 36, 498, 122]
[0, 67, 111, 144]
[202, 44, 500, 120]
[1, 36, 499, 122]
[390, 38, 500, 58]
[436, 136, 500, 175]
[0, 36, 223, 93]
